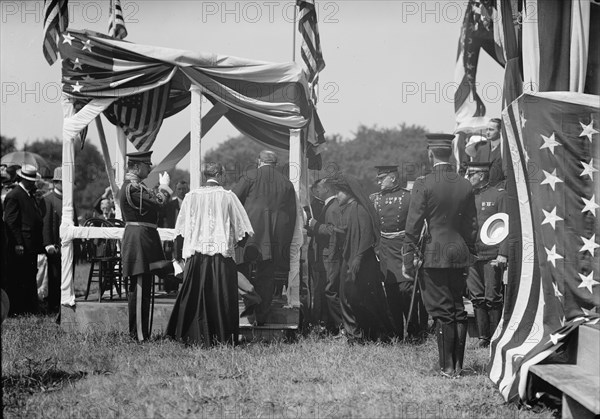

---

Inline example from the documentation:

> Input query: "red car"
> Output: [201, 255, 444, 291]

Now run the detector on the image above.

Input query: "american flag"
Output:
[108, 0, 128, 40]
[488, 92, 599, 402]
[42, 0, 68, 65]
[297, 0, 325, 101]
[454, 0, 505, 125]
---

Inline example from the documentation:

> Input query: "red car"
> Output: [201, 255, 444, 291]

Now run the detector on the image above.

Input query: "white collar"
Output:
[433, 162, 452, 167]
[324, 195, 336, 206]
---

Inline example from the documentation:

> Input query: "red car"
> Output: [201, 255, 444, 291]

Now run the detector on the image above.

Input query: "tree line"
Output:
[1, 122, 430, 214]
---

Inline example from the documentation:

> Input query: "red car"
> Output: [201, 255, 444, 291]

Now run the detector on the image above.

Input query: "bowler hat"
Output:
[52, 167, 62, 181]
[16, 164, 40, 182]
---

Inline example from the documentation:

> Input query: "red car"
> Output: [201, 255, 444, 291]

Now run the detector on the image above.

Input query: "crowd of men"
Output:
[0, 117, 508, 378]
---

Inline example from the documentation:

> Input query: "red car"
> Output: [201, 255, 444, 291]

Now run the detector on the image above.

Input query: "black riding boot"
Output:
[454, 321, 468, 376]
[474, 306, 490, 347]
[436, 321, 455, 377]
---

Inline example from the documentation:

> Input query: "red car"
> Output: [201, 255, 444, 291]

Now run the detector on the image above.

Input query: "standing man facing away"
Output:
[403, 134, 478, 378]
[232, 150, 297, 326]
[3, 165, 44, 315]
[120, 151, 172, 341]
[465, 162, 507, 347]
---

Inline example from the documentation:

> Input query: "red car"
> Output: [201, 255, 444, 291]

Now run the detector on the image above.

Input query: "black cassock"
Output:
[339, 200, 395, 342]
[232, 166, 296, 270]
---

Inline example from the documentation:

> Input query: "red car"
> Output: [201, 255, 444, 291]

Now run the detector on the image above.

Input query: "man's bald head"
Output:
[258, 150, 278, 166]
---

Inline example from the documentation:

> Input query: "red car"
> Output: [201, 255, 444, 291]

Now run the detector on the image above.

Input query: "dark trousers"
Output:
[467, 260, 503, 309]
[310, 267, 328, 325]
[384, 282, 405, 338]
[47, 254, 61, 313]
[238, 260, 275, 325]
[6, 253, 39, 316]
[323, 260, 343, 330]
[128, 273, 152, 339]
[419, 268, 467, 325]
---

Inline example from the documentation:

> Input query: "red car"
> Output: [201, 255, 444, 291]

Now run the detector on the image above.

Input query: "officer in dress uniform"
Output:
[465, 162, 507, 347]
[370, 165, 419, 340]
[403, 134, 478, 377]
[120, 151, 172, 341]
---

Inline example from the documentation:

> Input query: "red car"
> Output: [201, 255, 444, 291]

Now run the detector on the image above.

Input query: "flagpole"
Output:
[292, 4, 297, 62]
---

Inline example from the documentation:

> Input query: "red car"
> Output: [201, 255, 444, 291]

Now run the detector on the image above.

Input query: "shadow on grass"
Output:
[2, 357, 88, 413]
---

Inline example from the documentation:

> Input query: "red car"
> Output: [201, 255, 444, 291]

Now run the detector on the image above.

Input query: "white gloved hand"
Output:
[159, 172, 170, 186]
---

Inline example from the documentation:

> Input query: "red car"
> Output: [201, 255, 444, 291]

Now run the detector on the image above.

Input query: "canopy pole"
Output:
[292, 3, 297, 62]
[115, 127, 127, 219]
[190, 86, 203, 189]
[95, 116, 119, 202]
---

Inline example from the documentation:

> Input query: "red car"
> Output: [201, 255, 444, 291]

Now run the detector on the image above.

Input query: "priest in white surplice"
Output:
[166, 163, 254, 346]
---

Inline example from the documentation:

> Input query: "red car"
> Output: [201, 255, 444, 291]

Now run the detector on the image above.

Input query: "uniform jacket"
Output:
[371, 185, 411, 282]
[3, 184, 44, 254]
[232, 165, 296, 270]
[120, 179, 168, 224]
[474, 183, 508, 260]
[403, 164, 478, 269]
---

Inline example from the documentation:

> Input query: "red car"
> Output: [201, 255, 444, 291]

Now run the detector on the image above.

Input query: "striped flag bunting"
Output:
[42, 0, 68, 65]
[58, 29, 318, 153]
[488, 91, 599, 402]
[297, 0, 325, 101]
[108, 0, 128, 40]
[454, 0, 505, 125]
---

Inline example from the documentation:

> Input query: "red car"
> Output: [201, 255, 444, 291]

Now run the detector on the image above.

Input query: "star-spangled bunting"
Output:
[540, 132, 561, 154]
[540, 169, 563, 191]
[489, 93, 599, 404]
[580, 159, 597, 180]
[581, 195, 599, 216]
[545, 245, 563, 267]
[579, 121, 599, 142]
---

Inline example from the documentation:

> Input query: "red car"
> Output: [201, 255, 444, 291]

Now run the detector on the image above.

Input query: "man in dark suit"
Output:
[232, 150, 297, 325]
[474, 118, 504, 186]
[306, 178, 343, 333]
[160, 180, 189, 293]
[4, 164, 45, 315]
[403, 134, 478, 378]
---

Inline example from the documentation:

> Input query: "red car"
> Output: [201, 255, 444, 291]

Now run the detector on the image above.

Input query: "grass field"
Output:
[1, 311, 557, 419]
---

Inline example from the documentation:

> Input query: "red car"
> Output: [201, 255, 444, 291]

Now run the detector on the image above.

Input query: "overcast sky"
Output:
[1, 1, 503, 170]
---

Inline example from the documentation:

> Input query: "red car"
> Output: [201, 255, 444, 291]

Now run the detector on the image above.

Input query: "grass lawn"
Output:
[1, 313, 557, 419]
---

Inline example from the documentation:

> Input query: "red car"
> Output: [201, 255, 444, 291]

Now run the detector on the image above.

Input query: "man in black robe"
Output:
[120, 151, 172, 341]
[329, 175, 395, 344]
[403, 134, 478, 377]
[232, 150, 297, 325]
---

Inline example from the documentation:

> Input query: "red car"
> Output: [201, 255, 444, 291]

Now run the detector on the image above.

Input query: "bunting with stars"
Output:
[488, 91, 600, 403]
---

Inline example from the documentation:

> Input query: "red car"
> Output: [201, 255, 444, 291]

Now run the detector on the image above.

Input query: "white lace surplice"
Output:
[174, 186, 254, 260]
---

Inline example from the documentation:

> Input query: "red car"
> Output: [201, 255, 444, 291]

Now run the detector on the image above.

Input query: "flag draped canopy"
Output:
[59, 29, 323, 152]
[488, 91, 599, 402]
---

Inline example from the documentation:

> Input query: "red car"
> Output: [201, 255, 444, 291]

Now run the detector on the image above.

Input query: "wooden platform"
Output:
[61, 291, 299, 340]
[529, 324, 600, 419]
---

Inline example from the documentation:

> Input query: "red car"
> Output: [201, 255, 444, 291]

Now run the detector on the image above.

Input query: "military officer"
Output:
[465, 162, 507, 348]
[403, 134, 478, 378]
[370, 165, 418, 340]
[120, 151, 172, 341]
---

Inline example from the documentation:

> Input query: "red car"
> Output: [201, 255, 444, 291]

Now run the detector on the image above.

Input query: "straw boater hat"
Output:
[480, 212, 509, 246]
[16, 164, 40, 181]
